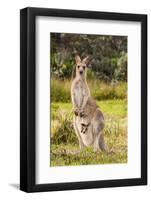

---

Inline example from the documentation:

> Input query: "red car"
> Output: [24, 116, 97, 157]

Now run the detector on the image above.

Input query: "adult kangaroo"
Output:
[71, 55, 108, 152]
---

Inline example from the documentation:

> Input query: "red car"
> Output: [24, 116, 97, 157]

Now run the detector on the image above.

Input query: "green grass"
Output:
[51, 143, 127, 166]
[99, 99, 127, 118]
[52, 99, 127, 119]
[50, 99, 127, 166]
[51, 79, 127, 102]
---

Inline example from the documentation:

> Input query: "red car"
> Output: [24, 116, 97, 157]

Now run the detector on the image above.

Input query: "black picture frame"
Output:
[20, 7, 147, 193]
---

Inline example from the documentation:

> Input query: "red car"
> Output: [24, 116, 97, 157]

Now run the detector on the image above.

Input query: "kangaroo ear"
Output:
[82, 56, 89, 64]
[75, 55, 81, 64]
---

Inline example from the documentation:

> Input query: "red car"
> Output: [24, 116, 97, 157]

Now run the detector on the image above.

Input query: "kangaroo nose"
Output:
[80, 71, 83, 74]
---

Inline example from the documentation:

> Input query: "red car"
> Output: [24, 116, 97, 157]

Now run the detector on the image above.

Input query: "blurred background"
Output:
[51, 33, 127, 82]
[51, 33, 127, 102]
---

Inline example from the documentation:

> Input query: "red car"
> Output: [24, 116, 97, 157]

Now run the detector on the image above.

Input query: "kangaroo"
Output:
[71, 55, 90, 118]
[71, 55, 108, 152]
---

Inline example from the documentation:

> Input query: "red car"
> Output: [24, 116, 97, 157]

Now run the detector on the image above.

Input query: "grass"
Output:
[51, 79, 127, 102]
[50, 99, 127, 166]
[51, 143, 127, 166]
[52, 99, 127, 118]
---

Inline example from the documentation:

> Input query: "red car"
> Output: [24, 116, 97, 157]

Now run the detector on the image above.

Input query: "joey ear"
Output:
[75, 55, 81, 64]
[82, 56, 89, 65]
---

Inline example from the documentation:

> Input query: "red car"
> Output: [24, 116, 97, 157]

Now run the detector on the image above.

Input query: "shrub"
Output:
[115, 82, 127, 99]
[51, 33, 127, 82]
[51, 79, 71, 102]
[52, 111, 78, 145]
[87, 80, 127, 100]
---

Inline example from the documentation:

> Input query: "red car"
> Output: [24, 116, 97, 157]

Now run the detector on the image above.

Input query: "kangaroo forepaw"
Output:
[79, 110, 85, 118]
[74, 107, 79, 116]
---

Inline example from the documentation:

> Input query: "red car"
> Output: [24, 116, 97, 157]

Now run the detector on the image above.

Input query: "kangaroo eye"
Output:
[77, 65, 80, 68]
[83, 66, 85, 70]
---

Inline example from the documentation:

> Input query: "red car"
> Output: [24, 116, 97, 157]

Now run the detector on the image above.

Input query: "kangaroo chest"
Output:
[74, 81, 88, 107]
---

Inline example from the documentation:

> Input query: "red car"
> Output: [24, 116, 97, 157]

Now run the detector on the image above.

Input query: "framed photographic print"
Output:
[20, 7, 147, 192]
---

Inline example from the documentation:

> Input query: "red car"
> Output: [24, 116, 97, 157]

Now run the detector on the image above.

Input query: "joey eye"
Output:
[77, 65, 80, 68]
[83, 66, 86, 70]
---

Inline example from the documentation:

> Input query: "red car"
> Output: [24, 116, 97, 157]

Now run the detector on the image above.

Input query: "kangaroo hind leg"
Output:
[99, 133, 108, 151]
[93, 132, 108, 152]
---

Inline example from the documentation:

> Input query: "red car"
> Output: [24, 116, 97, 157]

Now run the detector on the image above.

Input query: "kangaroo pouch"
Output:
[75, 116, 94, 146]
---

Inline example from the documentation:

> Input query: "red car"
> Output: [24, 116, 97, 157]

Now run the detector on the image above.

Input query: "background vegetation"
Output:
[51, 33, 127, 82]
[50, 33, 127, 166]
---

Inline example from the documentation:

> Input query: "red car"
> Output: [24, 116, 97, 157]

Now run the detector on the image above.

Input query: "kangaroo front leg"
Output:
[79, 96, 88, 117]
[71, 92, 80, 116]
